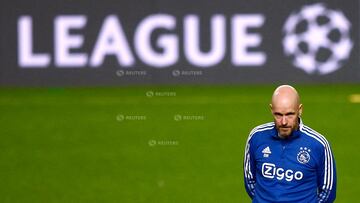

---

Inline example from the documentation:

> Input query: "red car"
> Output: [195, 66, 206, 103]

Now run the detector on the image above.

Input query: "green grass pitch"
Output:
[0, 85, 359, 202]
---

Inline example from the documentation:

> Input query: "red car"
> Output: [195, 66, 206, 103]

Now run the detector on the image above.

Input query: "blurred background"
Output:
[1, 0, 359, 202]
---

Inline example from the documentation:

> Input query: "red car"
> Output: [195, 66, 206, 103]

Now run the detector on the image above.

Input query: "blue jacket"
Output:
[244, 120, 336, 203]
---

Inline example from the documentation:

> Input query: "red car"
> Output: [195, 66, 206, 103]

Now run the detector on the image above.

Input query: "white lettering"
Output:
[90, 15, 135, 67]
[184, 15, 226, 67]
[17, 14, 268, 69]
[262, 163, 303, 182]
[55, 15, 87, 67]
[276, 168, 284, 180]
[285, 169, 294, 181]
[294, 171, 303, 180]
[18, 16, 50, 67]
[134, 14, 178, 68]
[262, 163, 275, 178]
[231, 14, 266, 66]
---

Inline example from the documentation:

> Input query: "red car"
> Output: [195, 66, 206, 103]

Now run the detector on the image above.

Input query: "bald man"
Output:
[244, 85, 336, 203]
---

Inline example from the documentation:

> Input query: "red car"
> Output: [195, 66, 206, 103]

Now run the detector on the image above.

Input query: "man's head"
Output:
[270, 85, 303, 138]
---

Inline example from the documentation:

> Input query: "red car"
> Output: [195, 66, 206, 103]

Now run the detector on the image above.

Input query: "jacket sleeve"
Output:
[317, 142, 337, 203]
[244, 134, 256, 199]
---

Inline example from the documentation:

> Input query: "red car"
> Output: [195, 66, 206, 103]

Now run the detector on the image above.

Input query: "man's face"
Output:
[270, 101, 302, 138]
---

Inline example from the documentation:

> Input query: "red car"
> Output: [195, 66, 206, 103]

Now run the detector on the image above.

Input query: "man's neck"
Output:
[278, 133, 290, 139]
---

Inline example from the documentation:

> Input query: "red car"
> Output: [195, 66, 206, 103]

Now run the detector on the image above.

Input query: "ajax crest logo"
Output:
[282, 3, 353, 75]
[297, 147, 311, 164]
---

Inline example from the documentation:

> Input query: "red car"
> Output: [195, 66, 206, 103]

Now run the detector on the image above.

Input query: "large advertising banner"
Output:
[0, 0, 359, 85]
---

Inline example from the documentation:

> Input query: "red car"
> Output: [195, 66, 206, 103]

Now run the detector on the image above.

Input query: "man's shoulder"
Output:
[299, 124, 331, 148]
[249, 122, 275, 137]
[245, 122, 275, 146]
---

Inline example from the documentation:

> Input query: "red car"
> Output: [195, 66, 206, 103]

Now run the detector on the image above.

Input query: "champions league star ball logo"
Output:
[297, 147, 311, 164]
[282, 3, 353, 75]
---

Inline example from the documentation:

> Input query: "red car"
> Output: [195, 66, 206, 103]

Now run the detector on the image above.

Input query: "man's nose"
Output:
[281, 116, 287, 125]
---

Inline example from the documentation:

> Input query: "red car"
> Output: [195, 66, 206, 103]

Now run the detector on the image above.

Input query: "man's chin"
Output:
[279, 129, 291, 137]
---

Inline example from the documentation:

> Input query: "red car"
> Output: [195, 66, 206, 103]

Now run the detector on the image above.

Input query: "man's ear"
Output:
[269, 104, 273, 113]
[298, 104, 303, 117]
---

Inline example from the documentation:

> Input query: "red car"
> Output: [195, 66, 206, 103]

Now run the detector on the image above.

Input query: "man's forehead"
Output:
[272, 108, 297, 114]
[271, 99, 299, 111]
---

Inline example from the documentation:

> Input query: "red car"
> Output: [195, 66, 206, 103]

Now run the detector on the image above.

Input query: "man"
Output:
[244, 85, 336, 203]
